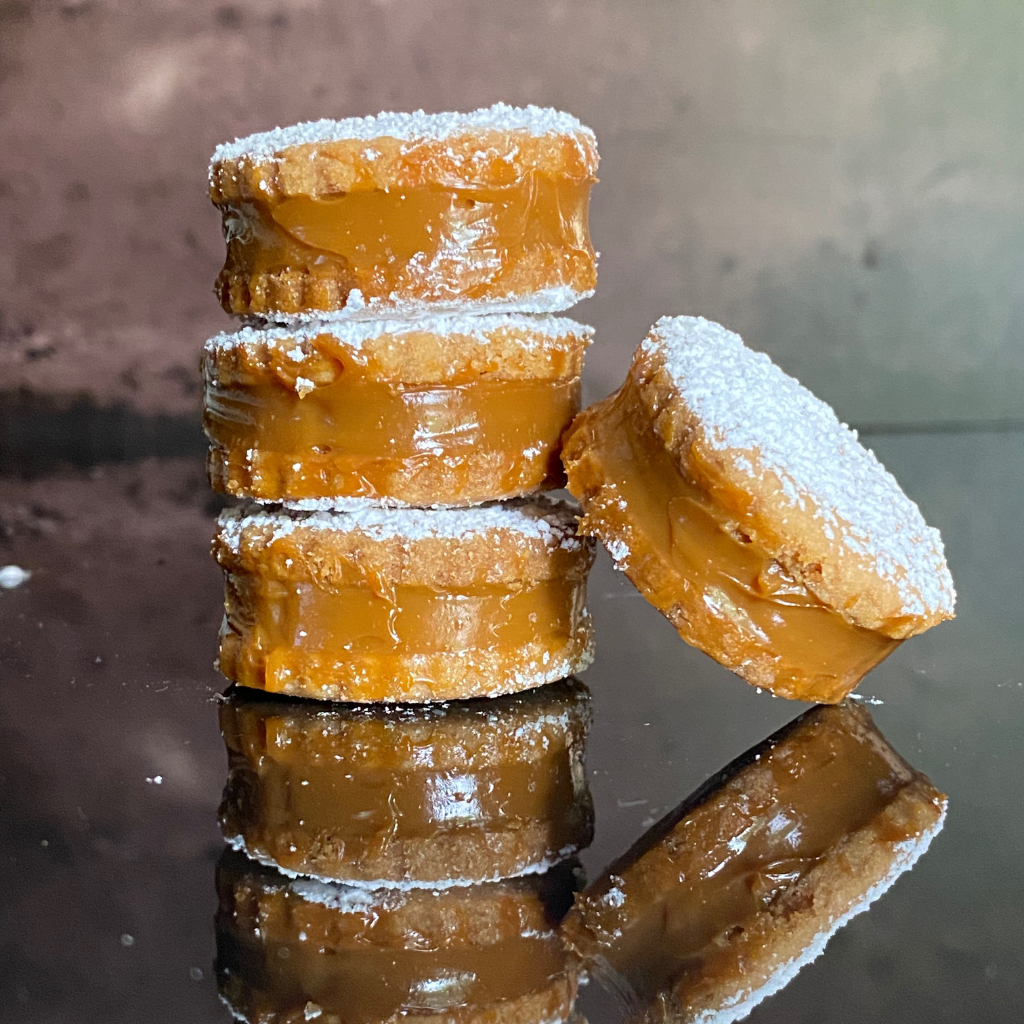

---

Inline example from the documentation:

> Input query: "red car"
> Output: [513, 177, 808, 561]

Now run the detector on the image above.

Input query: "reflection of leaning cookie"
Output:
[215, 848, 580, 1024]
[203, 313, 591, 508]
[219, 679, 594, 886]
[563, 315, 954, 703]
[209, 103, 598, 320]
[561, 701, 946, 1024]
[213, 499, 595, 702]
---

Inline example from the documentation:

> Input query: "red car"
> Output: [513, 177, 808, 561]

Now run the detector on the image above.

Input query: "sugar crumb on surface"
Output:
[212, 102, 595, 166]
[249, 284, 594, 324]
[643, 316, 954, 617]
[216, 496, 585, 551]
[204, 311, 593, 354]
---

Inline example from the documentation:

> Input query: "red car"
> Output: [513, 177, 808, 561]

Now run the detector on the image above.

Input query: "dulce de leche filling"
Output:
[218, 171, 594, 304]
[578, 384, 899, 701]
[223, 570, 586, 695]
[219, 700, 588, 871]
[205, 351, 580, 502]
[579, 705, 920, 1001]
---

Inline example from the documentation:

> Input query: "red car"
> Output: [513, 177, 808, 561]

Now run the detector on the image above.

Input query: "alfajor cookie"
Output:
[218, 679, 594, 887]
[562, 315, 955, 703]
[209, 103, 598, 320]
[561, 701, 947, 1024]
[215, 848, 580, 1024]
[203, 313, 591, 508]
[213, 499, 595, 702]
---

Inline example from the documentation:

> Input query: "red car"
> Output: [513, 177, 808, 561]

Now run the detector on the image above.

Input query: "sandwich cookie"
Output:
[562, 315, 955, 703]
[218, 679, 594, 887]
[215, 849, 580, 1024]
[560, 701, 947, 1024]
[203, 314, 592, 508]
[209, 103, 598, 320]
[213, 499, 595, 702]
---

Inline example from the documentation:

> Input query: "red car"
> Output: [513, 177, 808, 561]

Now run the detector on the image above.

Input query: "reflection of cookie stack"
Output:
[218, 681, 594, 885]
[205, 104, 599, 701]
[216, 849, 580, 1024]
[214, 684, 592, 1022]
[203, 105, 599, 1023]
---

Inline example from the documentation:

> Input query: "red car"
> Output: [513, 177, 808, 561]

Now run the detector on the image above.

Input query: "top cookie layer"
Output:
[210, 102, 598, 201]
[634, 316, 954, 632]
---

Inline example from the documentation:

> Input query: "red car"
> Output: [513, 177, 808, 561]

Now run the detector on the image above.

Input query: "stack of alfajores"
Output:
[204, 103, 600, 704]
[202, 105, 601, 1024]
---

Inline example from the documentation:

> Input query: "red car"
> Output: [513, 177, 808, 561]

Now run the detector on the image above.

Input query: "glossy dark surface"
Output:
[1, 428, 1021, 1022]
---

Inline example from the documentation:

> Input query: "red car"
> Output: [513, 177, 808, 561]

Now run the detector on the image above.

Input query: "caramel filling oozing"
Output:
[217, 912, 566, 1023]
[582, 385, 899, 700]
[590, 708, 918, 1000]
[220, 172, 593, 300]
[205, 361, 579, 501]
[224, 573, 586, 689]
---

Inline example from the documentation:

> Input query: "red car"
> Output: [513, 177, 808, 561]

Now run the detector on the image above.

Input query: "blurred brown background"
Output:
[2, 0, 1023, 432]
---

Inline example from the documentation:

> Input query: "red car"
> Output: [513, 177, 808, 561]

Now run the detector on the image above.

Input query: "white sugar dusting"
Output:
[205, 312, 593, 355]
[643, 317, 955, 618]
[254, 284, 594, 324]
[212, 103, 595, 166]
[217, 496, 586, 552]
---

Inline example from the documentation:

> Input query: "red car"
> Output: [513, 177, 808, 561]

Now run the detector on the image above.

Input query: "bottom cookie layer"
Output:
[220, 632, 594, 702]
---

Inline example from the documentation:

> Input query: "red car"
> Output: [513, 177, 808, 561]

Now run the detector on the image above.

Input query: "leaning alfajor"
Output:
[562, 315, 954, 703]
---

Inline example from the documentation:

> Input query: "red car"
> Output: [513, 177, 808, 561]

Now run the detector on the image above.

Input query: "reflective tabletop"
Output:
[1, 427, 1021, 1022]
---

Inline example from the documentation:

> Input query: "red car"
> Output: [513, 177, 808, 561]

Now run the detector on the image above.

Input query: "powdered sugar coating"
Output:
[217, 496, 586, 553]
[211, 103, 595, 167]
[205, 311, 593, 355]
[643, 316, 954, 619]
[252, 284, 594, 324]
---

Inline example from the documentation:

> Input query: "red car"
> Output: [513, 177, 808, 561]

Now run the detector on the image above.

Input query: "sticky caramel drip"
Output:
[578, 705, 919, 1001]
[218, 172, 593, 301]
[205, 371, 580, 501]
[573, 384, 898, 700]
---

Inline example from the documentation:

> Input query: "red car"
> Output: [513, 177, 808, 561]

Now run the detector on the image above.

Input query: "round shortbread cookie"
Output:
[562, 315, 954, 702]
[630, 316, 954, 632]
